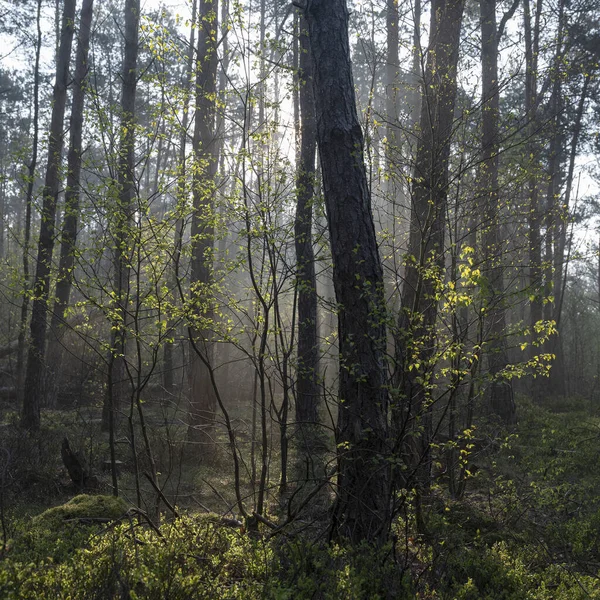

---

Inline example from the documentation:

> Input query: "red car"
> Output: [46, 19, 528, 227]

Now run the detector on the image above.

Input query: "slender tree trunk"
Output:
[294, 13, 319, 431]
[213, 0, 232, 388]
[16, 0, 42, 401]
[539, 0, 566, 397]
[383, 0, 404, 297]
[54, 0, 61, 62]
[385, 0, 400, 189]
[293, 11, 300, 162]
[524, 0, 544, 394]
[480, 0, 515, 423]
[187, 0, 219, 455]
[598, 232, 600, 316]
[555, 73, 591, 325]
[548, 72, 591, 393]
[405, 0, 422, 162]
[393, 0, 465, 491]
[102, 0, 140, 431]
[46, 0, 95, 406]
[542, 97, 563, 393]
[255, 0, 270, 516]
[22, 0, 76, 429]
[303, 0, 390, 545]
[0, 153, 5, 261]
[216, 0, 229, 154]
[164, 0, 198, 395]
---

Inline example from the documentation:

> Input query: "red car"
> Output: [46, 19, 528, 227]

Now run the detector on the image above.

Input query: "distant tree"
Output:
[22, 0, 76, 429]
[102, 0, 140, 503]
[15, 0, 43, 399]
[393, 0, 465, 500]
[163, 0, 197, 396]
[294, 12, 319, 435]
[46, 0, 95, 405]
[479, 0, 516, 423]
[187, 0, 219, 455]
[523, 0, 544, 385]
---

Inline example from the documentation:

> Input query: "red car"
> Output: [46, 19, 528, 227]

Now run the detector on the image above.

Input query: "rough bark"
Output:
[47, 0, 95, 404]
[394, 0, 465, 487]
[294, 13, 319, 428]
[22, 0, 76, 429]
[302, 0, 390, 545]
[187, 0, 219, 453]
[480, 0, 515, 423]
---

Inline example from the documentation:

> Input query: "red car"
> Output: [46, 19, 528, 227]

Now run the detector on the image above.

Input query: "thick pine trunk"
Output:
[303, 0, 390, 545]
[22, 0, 76, 429]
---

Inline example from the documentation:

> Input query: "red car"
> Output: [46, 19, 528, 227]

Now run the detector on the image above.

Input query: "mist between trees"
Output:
[0, 0, 600, 594]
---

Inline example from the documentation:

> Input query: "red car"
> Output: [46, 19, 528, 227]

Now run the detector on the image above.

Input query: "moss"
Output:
[9, 495, 129, 563]
[31, 494, 128, 530]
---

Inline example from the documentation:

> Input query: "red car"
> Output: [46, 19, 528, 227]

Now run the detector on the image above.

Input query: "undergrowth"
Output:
[1, 397, 600, 598]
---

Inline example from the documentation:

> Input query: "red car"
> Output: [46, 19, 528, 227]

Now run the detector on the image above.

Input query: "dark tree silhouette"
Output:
[301, 0, 391, 544]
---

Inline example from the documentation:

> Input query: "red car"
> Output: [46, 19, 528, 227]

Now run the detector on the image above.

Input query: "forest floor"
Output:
[1, 396, 600, 598]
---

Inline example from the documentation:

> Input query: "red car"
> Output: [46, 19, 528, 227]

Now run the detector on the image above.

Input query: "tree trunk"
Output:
[47, 0, 95, 406]
[539, 0, 566, 398]
[164, 0, 198, 396]
[22, 0, 76, 429]
[303, 0, 390, 545]
[16, 0, 42, 402]
[187, 0, 219, 455]
[394, 0, 465, 490]
[524, 0, 544, 397]
[383, 0, 405, 299]
[0, 152, 4, 261]
[385, 0, 400, 190]
[407, 0, 422, 139]
[102, 0, 140, 432]
[480, 0, 515, 424]
[294, 12, 319, 430]
[548, 72, 591, 394]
